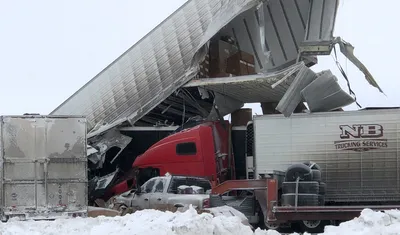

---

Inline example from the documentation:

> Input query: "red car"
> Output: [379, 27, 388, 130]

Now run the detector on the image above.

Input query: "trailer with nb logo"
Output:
[208, 108, 400, 233]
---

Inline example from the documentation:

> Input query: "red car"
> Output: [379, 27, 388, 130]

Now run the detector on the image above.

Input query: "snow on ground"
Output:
[1, 208, 400, 235]
[321, 208, 400, 235]
[0, 206, 268, 235]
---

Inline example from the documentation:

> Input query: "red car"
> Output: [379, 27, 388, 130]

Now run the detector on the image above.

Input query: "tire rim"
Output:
[303, 220, 321, 228]
[265, 222, 280, 230]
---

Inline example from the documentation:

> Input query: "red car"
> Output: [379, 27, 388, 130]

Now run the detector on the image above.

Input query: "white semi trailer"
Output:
[211, 108, 400, 233]
[0, 115, 88, 220]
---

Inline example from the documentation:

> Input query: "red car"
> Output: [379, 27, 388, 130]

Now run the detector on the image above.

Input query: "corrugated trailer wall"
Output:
[253, 109, 400, 203]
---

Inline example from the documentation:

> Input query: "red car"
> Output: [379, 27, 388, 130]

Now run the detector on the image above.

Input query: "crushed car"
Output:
[108, 174, 212, 213]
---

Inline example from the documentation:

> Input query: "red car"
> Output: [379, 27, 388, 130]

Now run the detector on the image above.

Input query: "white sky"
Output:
[0, 0, 398, 116]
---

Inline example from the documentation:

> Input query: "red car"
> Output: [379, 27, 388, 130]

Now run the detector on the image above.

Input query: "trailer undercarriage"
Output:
[211, 178, 400, 232]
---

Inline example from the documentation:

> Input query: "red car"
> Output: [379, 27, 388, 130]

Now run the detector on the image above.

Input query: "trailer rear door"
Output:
[0, 116, 88, 219]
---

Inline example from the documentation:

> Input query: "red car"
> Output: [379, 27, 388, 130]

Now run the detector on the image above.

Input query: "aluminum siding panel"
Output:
[50, 0, 221, 127]
[304, 0, 339, 42]
[50, 0, 326, 130]
[254, 109, 400, 202]
[220, 0, 310, 71]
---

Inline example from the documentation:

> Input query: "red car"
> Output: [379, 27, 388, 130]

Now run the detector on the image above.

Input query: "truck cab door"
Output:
[131, 178, 157, 210]
[149, 178, 168, 210]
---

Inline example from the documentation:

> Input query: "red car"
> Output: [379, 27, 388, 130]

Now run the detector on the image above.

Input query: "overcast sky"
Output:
[0, 0, 398, 115]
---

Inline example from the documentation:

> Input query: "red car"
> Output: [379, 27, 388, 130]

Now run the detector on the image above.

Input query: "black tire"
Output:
[281, 193, 319, 206]
[312, 169, 322, 182]
[285, 164, 313, 182]
[258, 208, 283, 232]
[318, 194, 325, 206]
[319, 182, 327, 195]
[303, 161, 321, 170]
[282, 181, 319, 194]
[118, 204, 128, 216]
[298, 220, 330, 233]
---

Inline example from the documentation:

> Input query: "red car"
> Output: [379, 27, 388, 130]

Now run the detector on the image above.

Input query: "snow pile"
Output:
[322, 208, 400, 235]
[0, 206, 272, 235]
[2, 207, 400, 235]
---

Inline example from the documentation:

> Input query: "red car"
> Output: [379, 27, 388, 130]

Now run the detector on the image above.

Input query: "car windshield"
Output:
[167, 176, 211, 194]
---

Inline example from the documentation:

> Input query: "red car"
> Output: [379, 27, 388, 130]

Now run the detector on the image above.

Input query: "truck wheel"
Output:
[258, 212, 286, 232]
[282, 181, 319, 194]
[319, 182, 327, 195]
[285, 164, 313, 182]
[318, 195, 325, 206]
[311, 170, 322, 182]
[281, 194, 318, 206]
[118, 204, 128, 216]
[303, 161, 321, 170]
[298, 220, 330, 233]
[265, 221, 280, 230]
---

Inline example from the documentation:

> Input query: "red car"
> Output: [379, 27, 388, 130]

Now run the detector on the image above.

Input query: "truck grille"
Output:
[246, 122, 254, 157]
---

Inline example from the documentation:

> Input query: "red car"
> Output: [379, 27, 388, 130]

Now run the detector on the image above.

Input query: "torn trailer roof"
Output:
[50, 0, 382, 140]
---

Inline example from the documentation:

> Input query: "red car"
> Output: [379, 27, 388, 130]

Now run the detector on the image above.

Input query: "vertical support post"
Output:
[295, 177, 300, 211]
[266, 179, 278, 222]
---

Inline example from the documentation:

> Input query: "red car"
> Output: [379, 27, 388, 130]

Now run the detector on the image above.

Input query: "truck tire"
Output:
[318, 195, 325, 206]
[311, 169, 322, 182]
[319, 182, 327, 195]
[282, 181, 319, 194]
[281, 193, 319, 206]
[303, 161, 321, 170]
[285, 164, 313, 182]
[298, 220, 330, 233]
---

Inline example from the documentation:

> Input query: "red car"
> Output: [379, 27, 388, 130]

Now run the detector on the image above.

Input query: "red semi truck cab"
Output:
[132, 121, 235, 185]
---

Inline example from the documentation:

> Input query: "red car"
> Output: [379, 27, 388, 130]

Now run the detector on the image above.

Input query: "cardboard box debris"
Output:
[209, 39, 238, 77]
[226, 51, 256, 76]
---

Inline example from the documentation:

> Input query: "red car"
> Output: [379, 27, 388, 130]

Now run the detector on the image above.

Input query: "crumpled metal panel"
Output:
[51, 0, 260, 131]
[0, 116, 88, 219]
[184, 62, 304, 103]
[335, 37, 384, 94]
[87, 129, 132, 169]
[276, 63, 317, 117]
[301, 70, 355, 112]
[50, 0, 330, 137]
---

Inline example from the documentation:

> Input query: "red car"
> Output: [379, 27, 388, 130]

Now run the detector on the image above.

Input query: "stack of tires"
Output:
[281, 162, 326, 207]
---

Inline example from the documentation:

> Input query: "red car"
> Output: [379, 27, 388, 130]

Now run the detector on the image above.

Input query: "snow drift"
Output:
[321, 208, 400, 235]
[1, 207, 400, 235]
[0, 206, 259, 235]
